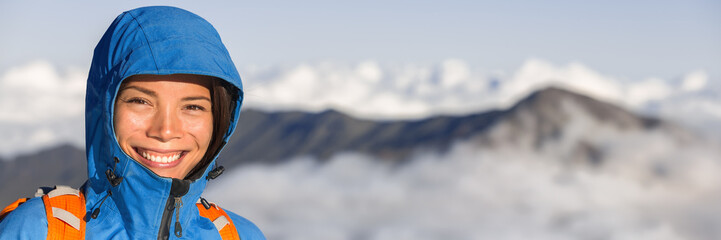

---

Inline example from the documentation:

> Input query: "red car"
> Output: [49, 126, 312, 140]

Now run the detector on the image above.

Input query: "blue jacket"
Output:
[0, 6, 265, 239]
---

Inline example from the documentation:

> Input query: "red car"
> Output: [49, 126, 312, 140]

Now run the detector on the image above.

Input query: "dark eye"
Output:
[125, 98, 149, 105]
[185, 105, 207, 111]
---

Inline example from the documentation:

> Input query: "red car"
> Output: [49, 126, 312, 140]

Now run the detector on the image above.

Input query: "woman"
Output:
[0, 6, 265, 239]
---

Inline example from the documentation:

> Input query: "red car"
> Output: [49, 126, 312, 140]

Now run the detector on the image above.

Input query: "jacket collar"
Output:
[85, 147, 213, 237]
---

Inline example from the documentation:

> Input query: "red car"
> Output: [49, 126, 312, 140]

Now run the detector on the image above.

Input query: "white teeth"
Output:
[139, 150, 181, 163]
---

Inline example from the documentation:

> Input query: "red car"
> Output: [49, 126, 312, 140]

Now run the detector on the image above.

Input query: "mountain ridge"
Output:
[0, 86, 695, 207]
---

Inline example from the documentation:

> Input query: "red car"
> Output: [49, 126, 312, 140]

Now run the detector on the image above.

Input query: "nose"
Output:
[147, 106, 182, 142]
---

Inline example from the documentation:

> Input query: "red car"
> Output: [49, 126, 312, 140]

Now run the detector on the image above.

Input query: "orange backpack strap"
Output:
[41, 185, 86, 240]
[196, 200, 240, 240]
[0, 198, 30, 221]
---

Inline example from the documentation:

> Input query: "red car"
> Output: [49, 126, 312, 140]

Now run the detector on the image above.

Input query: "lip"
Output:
[132, 147, 187, 169]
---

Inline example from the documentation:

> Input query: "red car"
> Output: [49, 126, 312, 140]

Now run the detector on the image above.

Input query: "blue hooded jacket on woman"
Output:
[0, 6, 265, 239]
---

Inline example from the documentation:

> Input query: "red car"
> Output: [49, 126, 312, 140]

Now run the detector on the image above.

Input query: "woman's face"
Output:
[114, 74, 213, 179]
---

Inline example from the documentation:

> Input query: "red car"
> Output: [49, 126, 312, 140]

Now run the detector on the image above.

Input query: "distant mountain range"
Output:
[0, 87, 697, 207]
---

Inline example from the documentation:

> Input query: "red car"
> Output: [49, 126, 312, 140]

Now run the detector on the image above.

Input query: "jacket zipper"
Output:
[174, 197, 183, 237]
[158, 179, 190, 240]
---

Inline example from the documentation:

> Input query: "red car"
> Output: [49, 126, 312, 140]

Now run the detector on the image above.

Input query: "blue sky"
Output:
[0, 0, 719, 80]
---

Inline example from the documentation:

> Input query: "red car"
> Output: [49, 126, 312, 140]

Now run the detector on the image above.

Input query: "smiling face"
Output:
[114, 74, 213, 179]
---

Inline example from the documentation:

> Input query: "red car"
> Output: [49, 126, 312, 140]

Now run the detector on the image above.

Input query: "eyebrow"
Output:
[121, 86, 156, 97]
[182, 96, 211, 102]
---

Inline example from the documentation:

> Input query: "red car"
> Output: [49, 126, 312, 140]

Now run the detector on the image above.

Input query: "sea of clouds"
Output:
[0, 58, 719, 157]
[2, 59, 720, 239]
[205, 136, 721, 240]
[203, 88, 721, 240]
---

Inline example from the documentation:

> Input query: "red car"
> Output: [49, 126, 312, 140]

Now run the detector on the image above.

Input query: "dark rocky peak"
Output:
[482, 86, 694, 166]
[508, 87, 658, 131]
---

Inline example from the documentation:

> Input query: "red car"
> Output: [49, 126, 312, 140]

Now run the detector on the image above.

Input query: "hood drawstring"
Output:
[206, 166, 225, 180]
[91, 157, 123, 220]
[198, 166, 224, 211]
[199, 197, 212, 210]
[90, 190, 112, 219]
[105, 157, 123, 187]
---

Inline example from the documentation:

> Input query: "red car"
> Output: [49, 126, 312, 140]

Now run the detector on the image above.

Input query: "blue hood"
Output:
[84, 6, 244, 238]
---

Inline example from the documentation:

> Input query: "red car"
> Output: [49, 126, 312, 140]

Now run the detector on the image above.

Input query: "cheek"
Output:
[184, 115, 213, 147]
[114, 107, 150, 141]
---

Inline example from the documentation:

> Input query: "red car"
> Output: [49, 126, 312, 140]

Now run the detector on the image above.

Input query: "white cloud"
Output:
[0, 60, 85, 122]
[437, 58, 470, 88]
[681, 70, 708, 92]
[205, 136, 721, 240]
[500, 59, 625, 105]
[241, 59, 718, 123]
[241, 60, 497, 119]
[625, 78, 674, 107]
[0, 60, 86, 157]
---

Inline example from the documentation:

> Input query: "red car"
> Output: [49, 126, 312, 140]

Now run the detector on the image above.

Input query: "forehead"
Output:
[120, 74, 213, 94]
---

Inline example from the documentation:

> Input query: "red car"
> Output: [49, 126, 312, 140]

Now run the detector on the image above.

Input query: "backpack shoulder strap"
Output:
[41, 185, 86, 240]
[0, 198, 30, 221]
[0, 185, 86, 239]
[196, 199, 241, 240]
[0, 186, 55, 221]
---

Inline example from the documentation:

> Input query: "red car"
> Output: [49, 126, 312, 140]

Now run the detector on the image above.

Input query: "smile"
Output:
[134, 147, 187, 166]
[142, 151, 181, 163]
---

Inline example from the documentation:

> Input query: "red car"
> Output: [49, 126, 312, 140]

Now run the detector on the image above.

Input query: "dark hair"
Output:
[186, 78, 238, 180]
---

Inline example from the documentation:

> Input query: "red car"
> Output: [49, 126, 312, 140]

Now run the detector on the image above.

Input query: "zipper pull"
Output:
[174, 197, 183, 237]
